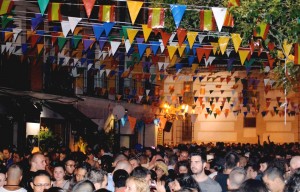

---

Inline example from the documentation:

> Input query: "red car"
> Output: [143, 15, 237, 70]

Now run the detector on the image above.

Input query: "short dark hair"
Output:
[239, 179, 268, 192]
[113, 169, 129, 188]
[131, 166, 151, 179]
[190, 152, 207, 163]
[32, 170, 51, 182]
[225, 151, 240, 169]
[263, 166, 284, 182]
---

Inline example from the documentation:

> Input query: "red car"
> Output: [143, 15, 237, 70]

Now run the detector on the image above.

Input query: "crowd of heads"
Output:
[1, 141, 300, 192]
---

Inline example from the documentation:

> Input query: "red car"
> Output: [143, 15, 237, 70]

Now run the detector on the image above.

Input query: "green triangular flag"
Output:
[38, 0, 49, 15]
[150, 74, 156, 82]
[58, 37, 68, 52]
[72, 35, 82, 49]
[227, 97, 231, 103]
[126, 61, 134, 68]
[2, 15, 14, 29]
[122, 26, 131, 39]
[214, 113, 217, 118]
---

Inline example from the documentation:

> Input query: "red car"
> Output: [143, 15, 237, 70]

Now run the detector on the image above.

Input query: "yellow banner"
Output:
[178, 44, 186, 57]
[127, 28, 139, 44]
[238, 50, 250, 65]
[142, 24, 152, 42]
[218, 36, 230, 55]
[187, 32, 198, 48]
[231, 33, 242, 52]
[167, 45, 178, 60]
[127, 1, 143, 25]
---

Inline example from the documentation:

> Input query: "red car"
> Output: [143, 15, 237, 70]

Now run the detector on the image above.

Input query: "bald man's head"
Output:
[7, 164, 23, 183]
[113, 160, 133, 174]
[290, 156, 300, 173]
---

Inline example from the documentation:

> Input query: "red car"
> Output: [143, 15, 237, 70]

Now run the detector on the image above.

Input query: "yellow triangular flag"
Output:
[37, 44, 44, 54]
[142, 24, 152, 42]
[127, 28, 139, 44]
[4, 32, 13, 42]
[27, 31, 36, 40]
[210, 42, 219, 55]
[178, 44, 186, 57]
[170, 55, 178, 67]
[146, 47, 151, 57]
[238, 50, 250, 65]
[187, 32, 198, 49]
[218, 36, 230, 55]
[231, 33, 242, 52]
[192, 63, 198, 72]
[167, 45, 178, 60]
[283, 39, 293, 57]
[127, 1, 143, 25]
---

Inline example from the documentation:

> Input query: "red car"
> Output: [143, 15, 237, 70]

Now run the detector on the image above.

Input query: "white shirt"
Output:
[0, 187, 27, 192]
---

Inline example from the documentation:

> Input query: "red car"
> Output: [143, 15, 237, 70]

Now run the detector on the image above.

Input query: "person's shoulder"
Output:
[205, 177, 222, 188]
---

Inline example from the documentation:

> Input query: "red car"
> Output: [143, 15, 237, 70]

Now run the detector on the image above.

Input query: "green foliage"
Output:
[270, 62, 300, 93]
[36, 128, 62, 152]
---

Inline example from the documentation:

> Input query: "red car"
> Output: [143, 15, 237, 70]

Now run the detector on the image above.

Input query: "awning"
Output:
[43, 101, 98, 132]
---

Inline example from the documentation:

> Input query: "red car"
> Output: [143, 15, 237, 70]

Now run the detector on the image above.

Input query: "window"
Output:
[244, 117, 256, 128]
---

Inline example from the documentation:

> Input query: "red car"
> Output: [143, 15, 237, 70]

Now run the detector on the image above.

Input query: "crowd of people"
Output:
[0, 141, 300, 192]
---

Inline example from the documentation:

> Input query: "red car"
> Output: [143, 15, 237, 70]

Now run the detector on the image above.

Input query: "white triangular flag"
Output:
[146, 89, 150, 96]
[226, 49, 232, 57]
[110, 41, 121, 56]
[212, 7, 227, 32]
[13, 47, 22, 55]
[61, 21, 71, 37]
[138, 96, 143, 101]
[158, 62, 164, 71]
[106, 69, 111, 77]
[63, 56, 70, 66]
[73, 58, 79, 66]
[100, 69, 105, 77]
[8, 46, 15, 55]
[71, 67, 80, 77]
[169, 32, 176, 44]
[88, 63, 93, 70]
[95, 50, 102, 59]
[108, 48, 112, 56]
[1, 45, 6, 53]
[198, 34, 205, 44]
[102, 52, 108, 60]
[6, 42, 12, 50]
[204, 56, 216, 66]
[264, 79, 269, 86]
[159, 39, 165, 52]
[125, 39, 131, 53]
[13, 29, 22, 42]
[164, 63, 170, 68]
[68, 17, 82, 33]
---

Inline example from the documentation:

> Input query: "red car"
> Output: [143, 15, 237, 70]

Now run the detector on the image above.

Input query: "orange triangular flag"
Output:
[82, 0, 96, 18]
[127, 1, 143, 25]
[161, 31, 171, 47]
[37, 44, 44, 54]
[177, 28, 187, 47]
[4, 32, 13, 42]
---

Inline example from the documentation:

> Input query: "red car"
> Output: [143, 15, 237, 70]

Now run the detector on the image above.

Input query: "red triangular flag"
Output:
[82, 0, 96, 18]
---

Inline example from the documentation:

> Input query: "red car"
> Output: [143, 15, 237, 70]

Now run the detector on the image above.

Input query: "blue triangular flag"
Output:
[31, 14, 44, 31]
[83, 39, 94, 51]
[104, 22, 115, 36]
[176, 63, 183, 72]
[99, 37, 108, 50]
[188, 56, 195, 66]
[192, 44, 200, 56]
[21, 44, 28, 54]
[138, 43, 147, 58]
[170, 4, 187, 28]
[150, 41, 160, 55]
[93, 25, 104, 41]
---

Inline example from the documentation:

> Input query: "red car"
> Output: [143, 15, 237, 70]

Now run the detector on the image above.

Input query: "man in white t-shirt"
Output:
[0, 164, 27, 192]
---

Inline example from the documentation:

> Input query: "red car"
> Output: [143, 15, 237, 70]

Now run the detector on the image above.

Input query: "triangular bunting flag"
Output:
[238, 49, 250, 65]
[104, 22, 115, 36]
[187, 32, 198, 49]
[142, 24, 152, 42]
[138, 43, 147, 58]
[61, 21, 71, 37]
[68, 17, 82, 33]
[170, 4, 187, 28]
[218, 36, 230, 55]
[127, 1, 143, 25]
[127, 28, 139, 44]
[211, 7, 227, 32]
[231, 33, 242, 52]
[38, 0, 49, 15]
[110, 41, 121, 56]
[82, 0, 96, 18]
[167, 45, 177, 60]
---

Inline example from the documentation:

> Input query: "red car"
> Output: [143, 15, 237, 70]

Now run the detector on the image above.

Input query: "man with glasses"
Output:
[64, 157, 76, 180]
[30, 170, 51, 192]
